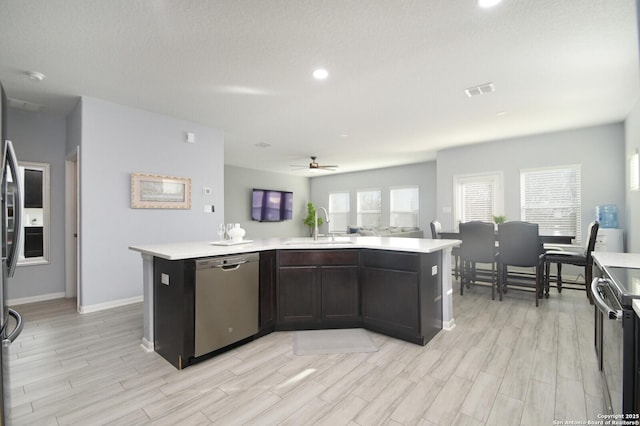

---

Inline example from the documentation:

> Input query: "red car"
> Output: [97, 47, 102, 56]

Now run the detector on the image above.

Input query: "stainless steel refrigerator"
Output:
[0, 81, 24, 425]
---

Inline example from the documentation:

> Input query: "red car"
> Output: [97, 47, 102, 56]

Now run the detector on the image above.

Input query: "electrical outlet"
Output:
[431, 265, 438, 276]
[161, 273, 170, 285]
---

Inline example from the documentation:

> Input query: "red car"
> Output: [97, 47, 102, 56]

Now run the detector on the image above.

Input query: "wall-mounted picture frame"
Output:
[131, 173, 192, 209]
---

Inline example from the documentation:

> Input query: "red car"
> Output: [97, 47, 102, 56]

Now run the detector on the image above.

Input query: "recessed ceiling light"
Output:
[496, 111, 508, 117]
[478, 0, 502, 8]
[313, 69, 329, 80]
[254, 142, 272, 148]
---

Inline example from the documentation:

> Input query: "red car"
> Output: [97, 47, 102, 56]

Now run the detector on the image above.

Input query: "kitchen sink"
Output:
[283, 238, 355, 245]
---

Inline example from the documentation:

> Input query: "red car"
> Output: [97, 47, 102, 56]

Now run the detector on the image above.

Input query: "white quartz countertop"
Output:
[129, 236, 461, 260]
[593, 252, 640, 270]
[634, 300, 640, 318]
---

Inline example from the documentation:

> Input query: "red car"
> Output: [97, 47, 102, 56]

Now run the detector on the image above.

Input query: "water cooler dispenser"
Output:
[595, 205, 624, 252]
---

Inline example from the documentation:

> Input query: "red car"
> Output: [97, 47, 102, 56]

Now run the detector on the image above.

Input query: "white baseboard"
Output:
[443, 319, 456, 331]
[7, 292, 66, 306]
[141, 338, 154, 352]
[79, 295, 143, 314]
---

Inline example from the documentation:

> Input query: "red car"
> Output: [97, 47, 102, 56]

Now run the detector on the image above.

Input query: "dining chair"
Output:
[544, 221, 599, 302]
[459, 221, 498, 299]
[431, 220, 461, 279]
[497, 221, 545, 307]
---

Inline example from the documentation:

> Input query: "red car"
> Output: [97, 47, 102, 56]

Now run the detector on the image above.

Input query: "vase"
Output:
[228, 223, 246, 242]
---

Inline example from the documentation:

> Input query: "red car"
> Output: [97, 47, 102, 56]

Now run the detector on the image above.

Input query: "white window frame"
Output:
[356, 189, 382, 227]
[389, 186, 419, 227]
[453, 172, 504, 230]
[520, 164, 582, 243]
[328, 192, 350, 233]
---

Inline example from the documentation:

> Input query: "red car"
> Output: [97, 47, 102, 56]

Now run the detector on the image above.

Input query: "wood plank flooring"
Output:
[7, 282, 604, 425]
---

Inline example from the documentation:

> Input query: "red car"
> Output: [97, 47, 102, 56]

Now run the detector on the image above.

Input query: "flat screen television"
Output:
[251, 189, 293, 222]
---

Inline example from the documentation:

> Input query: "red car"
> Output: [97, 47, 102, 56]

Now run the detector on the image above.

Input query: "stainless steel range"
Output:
[592, 266, 640, 415]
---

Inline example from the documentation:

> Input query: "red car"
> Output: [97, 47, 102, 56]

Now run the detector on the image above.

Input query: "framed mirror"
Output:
[17, 161, 50, 266]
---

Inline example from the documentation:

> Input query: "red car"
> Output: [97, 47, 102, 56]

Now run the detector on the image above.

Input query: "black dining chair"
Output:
[544, 221, 599, 302]
[459, 221, 498, 299]
[497, 221, 545, 307]
[431, 220, 461, 279]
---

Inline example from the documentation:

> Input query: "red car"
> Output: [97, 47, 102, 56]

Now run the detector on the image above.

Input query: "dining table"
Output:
[439, 231, 575, 246]
[439, 230, 575, 296]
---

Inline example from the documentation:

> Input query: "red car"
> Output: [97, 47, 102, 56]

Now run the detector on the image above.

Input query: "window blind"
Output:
[357, 190, 381, 227]
[390, 187, 419, 227]
[328, 192, 350, 233]
[461, 181, 494, 222]
[520, 165, 582, 242]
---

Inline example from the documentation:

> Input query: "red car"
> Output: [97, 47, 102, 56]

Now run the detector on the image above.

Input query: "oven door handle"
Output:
[590, 277, 622, 321]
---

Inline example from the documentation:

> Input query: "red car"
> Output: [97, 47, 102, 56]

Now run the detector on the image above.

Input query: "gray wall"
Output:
[625, 100, 640, 252]
[6, 109, 67, 301]
[309, 162, 437, 234]
[224, 165, 310, 238]
[436, 123, 626, 244]
[80, 97, 225, 308]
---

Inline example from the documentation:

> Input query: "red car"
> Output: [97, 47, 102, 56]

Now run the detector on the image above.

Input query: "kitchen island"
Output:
[129, 236, 460, 362]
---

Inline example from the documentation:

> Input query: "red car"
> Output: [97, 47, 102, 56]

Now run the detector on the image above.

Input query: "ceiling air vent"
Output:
[7, 97, 44, 112]
[464, 82, 495, 98]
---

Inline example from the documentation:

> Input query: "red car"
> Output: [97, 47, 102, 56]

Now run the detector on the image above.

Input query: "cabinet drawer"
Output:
[361, 249, 419, 272]
[279, 250, 359, 266]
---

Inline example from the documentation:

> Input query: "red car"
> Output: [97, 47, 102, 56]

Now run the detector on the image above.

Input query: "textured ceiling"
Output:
[0, 0, 639, 175]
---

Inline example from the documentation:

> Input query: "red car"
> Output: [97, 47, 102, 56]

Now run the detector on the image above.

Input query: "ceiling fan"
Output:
[290, 156, 339, 172]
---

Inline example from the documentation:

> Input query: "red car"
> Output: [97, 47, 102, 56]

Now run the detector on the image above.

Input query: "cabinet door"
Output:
[259, 251, 277, 335]
[321, 265, 359, 323]
[153, 258, 195, 369]
[278, 266, 318, 324]
[361, 266, 419, 337]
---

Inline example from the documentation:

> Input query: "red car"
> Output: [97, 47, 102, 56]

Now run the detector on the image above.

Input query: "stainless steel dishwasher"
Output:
[194, 252, 259, 357]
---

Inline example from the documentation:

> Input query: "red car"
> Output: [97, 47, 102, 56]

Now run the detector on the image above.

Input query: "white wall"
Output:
[224, 165, 310, 238]
[6, 109, 67, 301]
[309, 162, 437, 233]
[79, 97, 225, 309]
[436, 123, 626, 244]
[625, 99, 640, 252]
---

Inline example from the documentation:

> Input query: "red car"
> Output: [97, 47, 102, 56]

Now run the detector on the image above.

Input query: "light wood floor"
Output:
[8, 282, 604, 425]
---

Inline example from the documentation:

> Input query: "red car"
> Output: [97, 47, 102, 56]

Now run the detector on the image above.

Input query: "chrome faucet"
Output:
[314, 207, 330, 241]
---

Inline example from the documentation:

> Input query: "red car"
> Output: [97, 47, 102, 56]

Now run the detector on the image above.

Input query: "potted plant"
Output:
[304, 202, 323, 236]
[492, 215, 507, 229]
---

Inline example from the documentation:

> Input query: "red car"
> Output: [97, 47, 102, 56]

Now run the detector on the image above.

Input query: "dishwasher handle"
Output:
[591, 277, 622, 321]
[216, 261, 247, 271]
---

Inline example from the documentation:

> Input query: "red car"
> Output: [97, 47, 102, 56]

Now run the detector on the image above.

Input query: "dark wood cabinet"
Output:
[258, 250, 277, 336]
[361, 249, 441, 345]
[153, 257, 195, 369]
[632, 308, 640, 413]
[277, 250, 359, 329]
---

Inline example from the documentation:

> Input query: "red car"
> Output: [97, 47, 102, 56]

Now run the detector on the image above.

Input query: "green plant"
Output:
[303, 202, 323, 230]
[492, 215, 507, 224]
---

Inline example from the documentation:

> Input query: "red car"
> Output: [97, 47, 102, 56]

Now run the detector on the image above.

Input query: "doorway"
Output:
[64, 147, 80, 311]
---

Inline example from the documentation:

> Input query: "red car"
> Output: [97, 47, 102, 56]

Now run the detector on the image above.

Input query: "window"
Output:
[357, 190, 381, 227]
[520, 164, 582, 242]
[454, 172, 503, 228]
[390, 186, 419, 227]
[328, 192, 350, 233]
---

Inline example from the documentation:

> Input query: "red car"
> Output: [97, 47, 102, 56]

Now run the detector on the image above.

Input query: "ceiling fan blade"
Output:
[318, 165, 338, 169]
